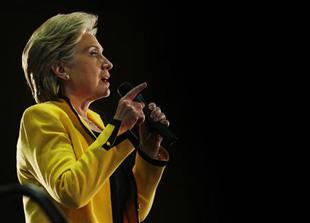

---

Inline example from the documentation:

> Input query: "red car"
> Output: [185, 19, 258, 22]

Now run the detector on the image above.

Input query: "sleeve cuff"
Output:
[114, 129, 140, 149]
[100, 119, 121, 150]
[110, 118, 121, 129]
[137, 148, 168, 167]
[103, 121, 169, 167]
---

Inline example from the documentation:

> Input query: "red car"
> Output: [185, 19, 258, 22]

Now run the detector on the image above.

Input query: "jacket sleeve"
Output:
[18, 104, 135, 208]
[132, 147, 169, 221]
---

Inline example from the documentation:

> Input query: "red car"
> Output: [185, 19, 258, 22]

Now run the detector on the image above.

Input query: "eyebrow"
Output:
[88, 45, 104, 52]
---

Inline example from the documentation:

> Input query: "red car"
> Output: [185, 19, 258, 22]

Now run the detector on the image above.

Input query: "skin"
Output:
[52, 32, 169, 159]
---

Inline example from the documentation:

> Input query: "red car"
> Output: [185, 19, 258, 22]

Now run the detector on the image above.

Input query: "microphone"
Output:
[117, 82, 178, 147]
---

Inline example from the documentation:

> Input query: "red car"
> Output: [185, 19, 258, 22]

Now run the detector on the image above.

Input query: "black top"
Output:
[92, 128, 134, 223]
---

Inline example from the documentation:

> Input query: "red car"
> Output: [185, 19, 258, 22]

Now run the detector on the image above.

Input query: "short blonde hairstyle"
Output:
[22, 12, 98, 103]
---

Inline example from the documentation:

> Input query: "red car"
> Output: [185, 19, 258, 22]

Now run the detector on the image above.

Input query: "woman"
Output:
[16, 11, 170, 223]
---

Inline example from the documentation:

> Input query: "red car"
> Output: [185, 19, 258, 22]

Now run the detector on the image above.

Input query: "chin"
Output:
[103, 91, 110, 98]
[99, 89, 110, 98]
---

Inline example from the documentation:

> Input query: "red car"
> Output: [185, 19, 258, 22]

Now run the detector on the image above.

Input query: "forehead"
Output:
[75, 32, 103, 51]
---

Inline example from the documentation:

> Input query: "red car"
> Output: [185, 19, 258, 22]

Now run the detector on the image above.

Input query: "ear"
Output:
[51, 61, 68, 80]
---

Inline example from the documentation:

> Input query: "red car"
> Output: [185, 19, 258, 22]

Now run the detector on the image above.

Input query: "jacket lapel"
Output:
[52, 98, 98, 143]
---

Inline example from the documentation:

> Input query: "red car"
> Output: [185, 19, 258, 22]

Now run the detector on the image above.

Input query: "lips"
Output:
[101, 75, 110, 82]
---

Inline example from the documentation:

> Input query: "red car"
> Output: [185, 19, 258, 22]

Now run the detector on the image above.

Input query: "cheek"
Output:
[77, 61, 92, 72]
[69, 60, 100, 84]
[82, 62, 101, 77]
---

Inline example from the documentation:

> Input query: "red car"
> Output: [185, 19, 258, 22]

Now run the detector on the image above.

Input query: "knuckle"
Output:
[124, 100, 131, 106]
[137, 103, 143, 109]
[141, 114, 145, 121]
[148, 102, 156, 110]
[129, 106, 136, 112]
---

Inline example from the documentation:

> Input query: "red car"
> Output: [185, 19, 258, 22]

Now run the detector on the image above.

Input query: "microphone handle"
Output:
[143, 107, 178, 147]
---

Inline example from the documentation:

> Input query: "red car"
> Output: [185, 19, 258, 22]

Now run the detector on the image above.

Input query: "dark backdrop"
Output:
[0, 1, 239, 222]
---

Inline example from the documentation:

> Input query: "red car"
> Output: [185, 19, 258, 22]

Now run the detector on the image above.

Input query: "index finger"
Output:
[123, 82, 147, 101]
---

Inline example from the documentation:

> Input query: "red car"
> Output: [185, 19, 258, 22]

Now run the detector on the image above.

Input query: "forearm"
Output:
[50, 139, 135, 208]
[132, 147, 169, 220]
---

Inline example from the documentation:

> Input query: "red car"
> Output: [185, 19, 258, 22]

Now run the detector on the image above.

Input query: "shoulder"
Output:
[22, 101, 67, 121]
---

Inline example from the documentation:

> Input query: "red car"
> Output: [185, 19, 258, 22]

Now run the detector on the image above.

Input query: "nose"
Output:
[101, 56, 113, 70]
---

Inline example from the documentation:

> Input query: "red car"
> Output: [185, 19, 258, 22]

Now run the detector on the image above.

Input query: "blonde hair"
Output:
[22, 12, 98, 103]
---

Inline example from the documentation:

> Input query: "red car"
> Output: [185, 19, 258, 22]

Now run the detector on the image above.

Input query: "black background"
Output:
[0, 1, 256, 222]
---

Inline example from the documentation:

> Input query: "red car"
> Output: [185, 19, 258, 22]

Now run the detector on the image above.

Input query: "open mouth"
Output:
[101, 77, 109, 82]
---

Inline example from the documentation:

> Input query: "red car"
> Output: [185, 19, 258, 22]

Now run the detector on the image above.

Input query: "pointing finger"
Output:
[124, 82, 147, 101]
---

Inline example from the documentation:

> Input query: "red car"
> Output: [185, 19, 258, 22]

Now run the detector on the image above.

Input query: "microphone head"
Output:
[117, 82, 133, 97]
[117, 82, 145, 102]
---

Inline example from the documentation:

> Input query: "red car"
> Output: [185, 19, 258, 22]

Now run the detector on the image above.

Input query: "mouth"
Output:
[101, 76, 110, 83]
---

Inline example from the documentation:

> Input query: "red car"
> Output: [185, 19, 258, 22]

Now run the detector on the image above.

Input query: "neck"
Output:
[65, 94, 92, 118]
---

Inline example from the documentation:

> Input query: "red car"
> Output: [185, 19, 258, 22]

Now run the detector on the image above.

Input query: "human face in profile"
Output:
[63, 32, 113, 102]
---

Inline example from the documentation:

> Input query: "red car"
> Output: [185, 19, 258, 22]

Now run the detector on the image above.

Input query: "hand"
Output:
[139, 102, 170, 159]
[114, 82, 147, 135]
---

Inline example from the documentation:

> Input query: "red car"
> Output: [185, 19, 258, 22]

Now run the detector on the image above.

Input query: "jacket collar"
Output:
[51, 96, 104, 141]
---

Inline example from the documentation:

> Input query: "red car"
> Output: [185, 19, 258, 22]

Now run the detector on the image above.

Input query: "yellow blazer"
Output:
[16, 98, 168, 223]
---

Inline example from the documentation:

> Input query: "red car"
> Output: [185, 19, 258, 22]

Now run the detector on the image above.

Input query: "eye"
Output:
[90, 51, 98, 56]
